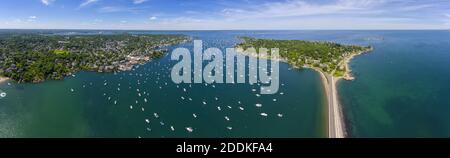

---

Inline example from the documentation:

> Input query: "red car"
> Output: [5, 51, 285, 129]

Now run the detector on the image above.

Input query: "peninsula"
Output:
[235, 37, 373, 138]
[0, 33, 189, 83]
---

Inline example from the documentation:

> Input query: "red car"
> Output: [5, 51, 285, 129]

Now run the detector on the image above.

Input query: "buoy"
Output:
[186, 127, 194, 133]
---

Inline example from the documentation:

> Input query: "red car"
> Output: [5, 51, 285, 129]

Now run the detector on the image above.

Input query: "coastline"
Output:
[341, 48, 373, 80]
[323, 48, 372, 137]
[0, 77, 9, 84]
[325, 48, 372, 137]
[0, 35, 190, 83]
[235, 45, 372, 138]
[317, 70, 346, 138]
[235, 47, 347, 138]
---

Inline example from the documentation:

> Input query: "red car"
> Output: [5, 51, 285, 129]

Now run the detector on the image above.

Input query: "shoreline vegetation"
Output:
[235, 37, 373, 138]
[0, 33, 189, 83]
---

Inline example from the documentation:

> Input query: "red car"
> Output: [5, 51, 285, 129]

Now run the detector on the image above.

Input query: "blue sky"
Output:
[1, 0, 450, 30]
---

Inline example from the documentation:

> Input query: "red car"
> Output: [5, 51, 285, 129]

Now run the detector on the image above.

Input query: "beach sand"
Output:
[342, 48, 373, 80]
[235, 46, 371, 138]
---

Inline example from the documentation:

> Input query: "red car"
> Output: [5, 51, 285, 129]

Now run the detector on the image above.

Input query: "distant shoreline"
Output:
[1, 29, 449, 31]
[0, 34, 189, 83]
[340, 48, 373, 81]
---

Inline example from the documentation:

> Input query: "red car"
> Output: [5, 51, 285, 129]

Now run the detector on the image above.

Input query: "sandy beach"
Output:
[342, 48, 373, 80]
[321, 48, 372, 137]
[0, 77, 9, 84]
[317, 70, 346, 138]
[236, 47, 348, 138]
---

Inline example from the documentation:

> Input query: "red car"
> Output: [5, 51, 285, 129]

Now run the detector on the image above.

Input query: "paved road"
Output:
[325, 75, 345, 138]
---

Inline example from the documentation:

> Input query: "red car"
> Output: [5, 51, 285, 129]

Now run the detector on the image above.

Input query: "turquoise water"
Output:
[339, 31, 450, 137]
[0, 31, 327, 138]
[1, 30, 450, 138]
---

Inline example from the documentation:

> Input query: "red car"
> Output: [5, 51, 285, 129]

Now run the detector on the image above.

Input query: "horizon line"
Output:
[1, 28, 450, 31]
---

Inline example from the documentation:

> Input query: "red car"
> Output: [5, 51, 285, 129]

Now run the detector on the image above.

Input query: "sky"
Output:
[1, 0, 450, 30]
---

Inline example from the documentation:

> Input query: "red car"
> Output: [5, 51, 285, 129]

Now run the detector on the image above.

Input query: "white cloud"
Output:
[14, 19, 23, 23]
[139, 15, 440, 30]
[41, 0, 55, 6]
[221, 0, 385, 19]
[27, 16, 38, 22]
[98, 6, 121, 13]
[133, 0, 147, 4]
[4, 0, 449, 30]
[120, 0, 450, 30]
[80, 0, 99, 8]
[98, 6, 147, 13]
[397, 4, 433, 11]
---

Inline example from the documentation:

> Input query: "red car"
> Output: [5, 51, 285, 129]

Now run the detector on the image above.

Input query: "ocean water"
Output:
[0, 30, 328, 138]
[1, 30, 449, 138]
[339, 31, 450, 137]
